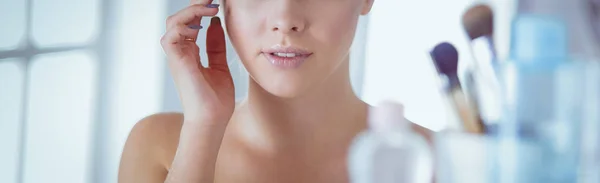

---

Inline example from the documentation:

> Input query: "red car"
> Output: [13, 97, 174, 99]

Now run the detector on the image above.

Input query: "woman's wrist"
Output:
[166, 119, 228, 183]
[183, 117, 229, 128]
[178, 119, 228, 147]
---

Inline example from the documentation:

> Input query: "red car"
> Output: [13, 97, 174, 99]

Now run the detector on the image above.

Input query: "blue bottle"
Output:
[493, 4, 599, 182]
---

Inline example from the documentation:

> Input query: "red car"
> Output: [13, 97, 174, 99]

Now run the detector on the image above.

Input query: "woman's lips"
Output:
[263, 52, 311, 68]
[262, 45, 313, 69]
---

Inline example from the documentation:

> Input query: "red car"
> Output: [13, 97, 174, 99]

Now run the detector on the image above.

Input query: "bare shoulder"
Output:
[124, 112, 184, 167]
[118, 112, 184, 182]
[132, 113, 184, 163]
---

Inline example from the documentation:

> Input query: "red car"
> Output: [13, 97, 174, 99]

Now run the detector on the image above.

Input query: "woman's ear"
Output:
[361, 0, 374, 15]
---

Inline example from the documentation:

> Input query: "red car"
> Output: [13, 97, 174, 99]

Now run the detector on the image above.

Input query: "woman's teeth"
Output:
[273, 53, 297, 57]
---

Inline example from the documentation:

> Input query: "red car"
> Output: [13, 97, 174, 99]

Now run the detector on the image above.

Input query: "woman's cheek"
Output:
[225, 13, 261, 56]
[316, 16, 358, 55]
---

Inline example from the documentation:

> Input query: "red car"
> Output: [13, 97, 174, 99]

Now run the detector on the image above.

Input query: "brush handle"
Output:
[449, 87, 486, 134]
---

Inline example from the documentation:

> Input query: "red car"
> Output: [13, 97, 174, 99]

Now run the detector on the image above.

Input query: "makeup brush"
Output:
[430, 42, 486, 134]
[461, 4, 503, 132]
[462, 4, 497, 65]
[463, 4, 494, 41]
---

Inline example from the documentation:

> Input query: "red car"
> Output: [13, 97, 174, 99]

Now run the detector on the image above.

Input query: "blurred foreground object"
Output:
[494, 0, 600, 182]
[348, 102, 433, 183]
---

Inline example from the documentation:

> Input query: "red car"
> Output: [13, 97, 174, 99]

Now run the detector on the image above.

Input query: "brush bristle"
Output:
[431, 42, 459, 77]
[462, 4, 494, 40]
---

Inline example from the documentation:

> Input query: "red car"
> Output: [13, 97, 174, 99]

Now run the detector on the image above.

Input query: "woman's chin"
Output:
[248, 61, 322, 99]
[256, 78, 312, 99]
[264, 84, 306, 99]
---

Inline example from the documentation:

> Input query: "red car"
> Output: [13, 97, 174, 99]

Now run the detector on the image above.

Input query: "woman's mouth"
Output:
[262, 45, 312, 69]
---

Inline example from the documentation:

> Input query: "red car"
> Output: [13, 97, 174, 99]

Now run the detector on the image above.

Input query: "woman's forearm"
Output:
[165, 121, 227, 183]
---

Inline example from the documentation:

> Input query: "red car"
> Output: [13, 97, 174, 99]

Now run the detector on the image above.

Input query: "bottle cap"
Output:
[368, 101, 409, 134]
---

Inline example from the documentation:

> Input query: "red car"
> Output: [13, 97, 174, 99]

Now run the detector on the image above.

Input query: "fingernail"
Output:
[211, 17, 221, 25]
[205, 4, 219, 8]
[188, 25, 203, 30]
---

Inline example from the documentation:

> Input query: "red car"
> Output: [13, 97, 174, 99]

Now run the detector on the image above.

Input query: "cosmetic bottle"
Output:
[492, 0, 600, 182]
[348, 102, 433, 183]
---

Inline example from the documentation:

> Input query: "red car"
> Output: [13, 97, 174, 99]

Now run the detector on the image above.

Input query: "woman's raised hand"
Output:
[160, 0, 234, 127]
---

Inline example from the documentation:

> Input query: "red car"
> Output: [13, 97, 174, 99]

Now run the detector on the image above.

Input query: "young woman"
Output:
[118, 0, 431, 182]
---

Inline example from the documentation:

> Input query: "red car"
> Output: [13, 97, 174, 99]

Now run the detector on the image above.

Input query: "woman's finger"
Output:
[161, 25, 201, 63]
[184, 0, 215, 32]
[166, 4, 219, 31]
[190, 0, 213, 6]
[161, 27, 202, 71]
[206, 17, 229, 71]
[161, 25, 199, 46]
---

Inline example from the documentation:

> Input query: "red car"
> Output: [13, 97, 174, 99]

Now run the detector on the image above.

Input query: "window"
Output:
[23, 51, 97, 183]
[31, 0, 100, 47]
[0, 0, 26, 50]
[0, 59, 25, 183]
[0, 0, 101, 182]
[2, 0, 170, 182]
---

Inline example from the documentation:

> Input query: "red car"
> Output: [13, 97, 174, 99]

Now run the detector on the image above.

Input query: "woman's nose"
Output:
[272, 20, 304, 33]
[269, 4, 306, 34]
[272, 23, 303, 33]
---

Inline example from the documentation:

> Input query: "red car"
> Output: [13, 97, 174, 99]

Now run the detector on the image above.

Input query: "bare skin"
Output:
[118, 0, 433, 182]
[118, 107, 431, 183]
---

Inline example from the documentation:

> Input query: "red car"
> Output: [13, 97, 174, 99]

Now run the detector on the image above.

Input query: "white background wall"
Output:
[0, 0, 498, 182]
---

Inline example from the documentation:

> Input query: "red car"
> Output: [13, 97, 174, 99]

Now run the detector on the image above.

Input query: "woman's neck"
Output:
[232, 58, 368, 155]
